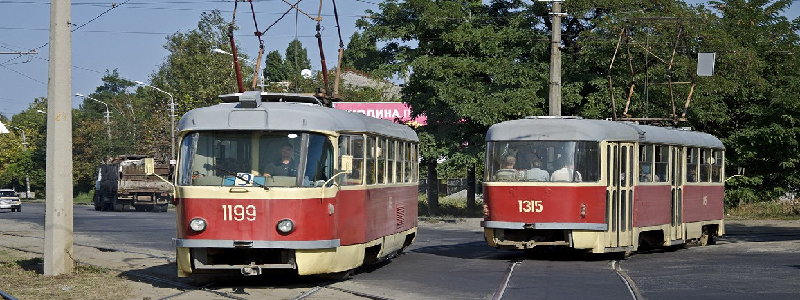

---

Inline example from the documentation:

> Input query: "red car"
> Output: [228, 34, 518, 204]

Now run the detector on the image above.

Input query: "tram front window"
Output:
[486, 141, 600, 182]
[178, 131, 334, 187]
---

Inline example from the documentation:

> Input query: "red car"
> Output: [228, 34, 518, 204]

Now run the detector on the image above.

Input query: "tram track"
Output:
[490, 256, 643, 300]
[491, 259, 522, 300]
[612, 260, 643, 300]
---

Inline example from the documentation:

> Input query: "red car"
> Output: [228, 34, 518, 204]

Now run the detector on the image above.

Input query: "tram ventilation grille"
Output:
[396, 206, 405, 229]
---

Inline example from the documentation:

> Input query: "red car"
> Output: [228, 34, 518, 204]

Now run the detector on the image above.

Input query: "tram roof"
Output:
[177, 92, 418, 141]
[486, 117, 724, 149]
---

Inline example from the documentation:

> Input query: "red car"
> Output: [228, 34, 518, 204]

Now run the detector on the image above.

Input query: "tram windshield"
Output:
[485, 141, 600, 182]
[177, 131, 334, 188]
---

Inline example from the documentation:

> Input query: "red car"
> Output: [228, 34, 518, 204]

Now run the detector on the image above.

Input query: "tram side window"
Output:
[699, 148, 712, 182]
[687, 148, 699, 182]
[639, 144, 654, 182]
[411, 143, 419, 182]
[305, 135, 334, 186]
[366, 136, 377, 185]
[574, 142, 600, 182]
[394, 140, 403, 183]
[339, 134, 364, 186]
[177, 133, 198, 186]
[654, 145, 669, 182]
[377, 137, 387, 184]
[712, 150, 723, 182]
[389, 139, 398, 183]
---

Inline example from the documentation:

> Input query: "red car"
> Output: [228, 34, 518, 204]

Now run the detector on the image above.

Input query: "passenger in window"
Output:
[263, 143, 298, 177]
[525, 159, 549, 181]
[495, 156, 518, 181]
[687, 169, 697, 182]
[551, 160, 582, 182]
[640, 165, 653, 182]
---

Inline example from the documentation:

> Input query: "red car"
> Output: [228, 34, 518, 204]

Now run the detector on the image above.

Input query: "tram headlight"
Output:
[580, 203, 587, 218]
[189, 218, 207, 232]
[277, 219, 295, 234]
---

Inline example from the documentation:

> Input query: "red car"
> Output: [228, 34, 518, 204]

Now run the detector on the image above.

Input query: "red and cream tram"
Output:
[165, 91, 419, 280]
[482, 116, 724, 254]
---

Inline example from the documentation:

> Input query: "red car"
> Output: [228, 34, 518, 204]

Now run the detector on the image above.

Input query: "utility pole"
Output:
[45, 0, 74, 276]
[548, 1, 564, 116]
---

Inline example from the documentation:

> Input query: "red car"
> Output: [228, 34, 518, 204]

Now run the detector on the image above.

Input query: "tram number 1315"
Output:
[222, 205, 257, 221]
[518, 200, 544, 213]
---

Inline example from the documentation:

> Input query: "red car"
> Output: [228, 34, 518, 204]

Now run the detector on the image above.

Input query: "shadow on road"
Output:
[721, 223, 800, 243]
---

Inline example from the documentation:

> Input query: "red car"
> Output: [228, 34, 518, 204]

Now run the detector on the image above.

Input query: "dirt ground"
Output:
[0, 218, 798, 299]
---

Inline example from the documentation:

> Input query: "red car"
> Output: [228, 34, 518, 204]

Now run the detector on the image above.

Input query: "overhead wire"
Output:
[30, 0, 133, 51]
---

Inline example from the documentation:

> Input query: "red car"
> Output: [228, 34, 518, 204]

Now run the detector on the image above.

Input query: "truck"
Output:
[93, 154, 173, 212]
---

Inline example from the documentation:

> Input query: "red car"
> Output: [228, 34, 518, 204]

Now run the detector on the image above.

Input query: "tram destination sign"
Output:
[333, 102, 427, 127]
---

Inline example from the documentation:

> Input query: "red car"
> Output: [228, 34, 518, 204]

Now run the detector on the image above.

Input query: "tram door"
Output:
[607, 143, 634, 249]
[670, 147, 684, 241]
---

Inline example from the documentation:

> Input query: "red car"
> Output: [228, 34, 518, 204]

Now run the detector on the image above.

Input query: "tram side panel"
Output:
[682, 185, 725, 239]
[632, 185, 672, 227]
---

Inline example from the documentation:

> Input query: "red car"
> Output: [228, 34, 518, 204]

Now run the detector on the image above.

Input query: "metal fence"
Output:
[419, 178, 482, 195]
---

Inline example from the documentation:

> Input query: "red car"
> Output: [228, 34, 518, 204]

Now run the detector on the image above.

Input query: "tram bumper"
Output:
[482, 221, 606, 250]
[173, 238, 340, 277]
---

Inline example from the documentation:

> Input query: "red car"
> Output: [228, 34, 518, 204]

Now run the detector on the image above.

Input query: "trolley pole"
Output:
[44, 0, 74, 276]
[548, 1, 563, 117]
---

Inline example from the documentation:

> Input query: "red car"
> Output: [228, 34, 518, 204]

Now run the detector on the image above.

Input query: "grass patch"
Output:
[73, 191, 94, 205]
[726, 201, 800, 220]
[418, 194, 483, 218]
[0, 250, 131, 299]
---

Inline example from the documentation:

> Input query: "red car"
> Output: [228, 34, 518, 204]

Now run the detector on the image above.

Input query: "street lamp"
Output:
[5, 125, 30, 199]
[135, 81, 175, 163]
[212, 48, 264, 91]
[75, 93, 111, 140]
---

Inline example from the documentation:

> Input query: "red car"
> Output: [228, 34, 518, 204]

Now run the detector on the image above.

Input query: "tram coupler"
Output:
[241, 262, 262, 276]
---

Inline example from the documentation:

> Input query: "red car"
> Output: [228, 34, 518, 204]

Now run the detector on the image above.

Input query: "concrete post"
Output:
[548, 1, 563, 116]
[44, 0, 74, 276]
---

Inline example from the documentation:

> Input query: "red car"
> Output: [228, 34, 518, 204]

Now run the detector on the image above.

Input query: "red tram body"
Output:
[482, 117, 725, 254]
[171, 92, 419, 280]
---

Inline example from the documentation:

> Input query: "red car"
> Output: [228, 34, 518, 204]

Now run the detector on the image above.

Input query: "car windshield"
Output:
[177, 131, 334, 188]
[485, 141, 600, 183]
[0, 191, 15, 197]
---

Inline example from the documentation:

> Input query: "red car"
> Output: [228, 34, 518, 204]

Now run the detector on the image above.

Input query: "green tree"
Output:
[361, 0, 551, 213]
[264, 50, 289, 82]
[285, 39, 311, 77]
[342, 31, 384, 73]
[0, 98, 47, 196]
[704, 0, 800, 203]
[144, 9, 250, 159]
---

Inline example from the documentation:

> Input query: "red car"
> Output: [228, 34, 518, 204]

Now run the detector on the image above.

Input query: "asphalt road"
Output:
[2, 203, 799, 299]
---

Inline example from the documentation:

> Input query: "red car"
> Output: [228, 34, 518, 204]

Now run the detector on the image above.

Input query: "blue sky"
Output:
[0, 0, 379, 117]
[0, 0, 798, 117]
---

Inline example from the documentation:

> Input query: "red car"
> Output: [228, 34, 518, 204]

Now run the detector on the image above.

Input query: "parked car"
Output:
[0, 189, 21, 212]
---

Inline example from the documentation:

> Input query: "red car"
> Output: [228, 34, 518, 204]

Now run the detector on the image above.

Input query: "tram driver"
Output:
[263, 143, 298, 177]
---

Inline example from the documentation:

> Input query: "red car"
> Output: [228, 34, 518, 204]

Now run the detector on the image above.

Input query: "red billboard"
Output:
[333, 102, 427, 126]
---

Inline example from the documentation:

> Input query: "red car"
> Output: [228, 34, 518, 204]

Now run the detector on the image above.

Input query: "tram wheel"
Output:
[699, 227, 717, 246]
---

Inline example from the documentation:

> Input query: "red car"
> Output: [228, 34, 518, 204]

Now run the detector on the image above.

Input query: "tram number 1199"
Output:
[518, 200, 543, 213]
[222, 205, 256, 221]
